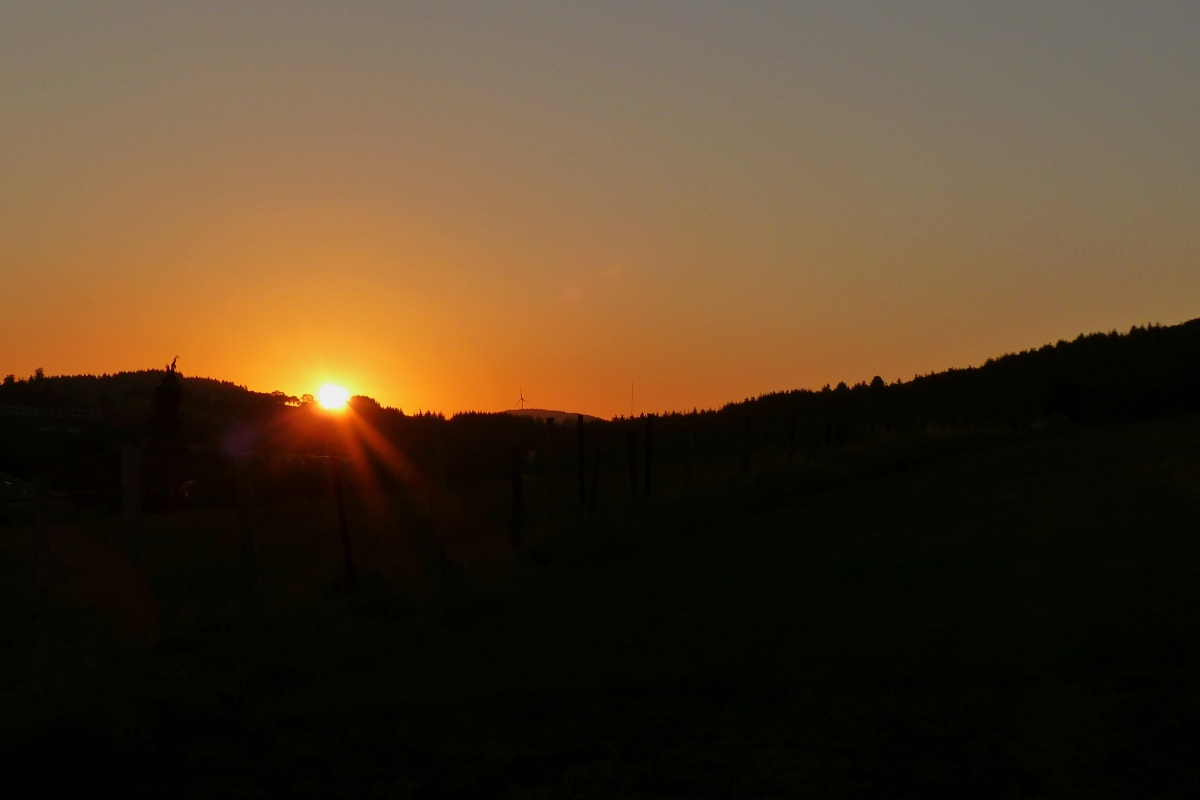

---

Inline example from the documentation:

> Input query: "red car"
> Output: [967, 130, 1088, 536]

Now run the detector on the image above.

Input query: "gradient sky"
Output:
[3, 2, 1198, 417]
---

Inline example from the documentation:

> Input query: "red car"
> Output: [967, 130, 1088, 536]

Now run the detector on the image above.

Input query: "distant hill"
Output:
[0, 369, 291, 418]
[3, 317, 1199, 507]
[6, 317, 1198, 430]
[504, 408, 605, 424]
[718, 318, 1200, 430]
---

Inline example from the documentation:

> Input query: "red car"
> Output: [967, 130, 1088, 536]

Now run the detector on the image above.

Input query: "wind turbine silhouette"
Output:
[518, 388, 528, 410]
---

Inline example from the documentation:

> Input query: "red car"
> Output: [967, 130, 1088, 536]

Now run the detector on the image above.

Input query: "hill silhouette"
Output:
[2, 318, 1199, 509]
[720, 320, 1200, 429]
[505, 408, 605, 424]
[2, 318, 1197, 428]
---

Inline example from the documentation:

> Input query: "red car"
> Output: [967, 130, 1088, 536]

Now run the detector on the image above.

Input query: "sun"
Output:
[317, 384, 351, 411]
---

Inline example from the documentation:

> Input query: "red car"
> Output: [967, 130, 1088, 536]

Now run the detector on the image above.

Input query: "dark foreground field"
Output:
[4, 416, 1200, 798]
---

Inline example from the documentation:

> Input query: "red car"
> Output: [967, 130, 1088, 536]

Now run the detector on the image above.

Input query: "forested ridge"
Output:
[2, 318, 1198, 509]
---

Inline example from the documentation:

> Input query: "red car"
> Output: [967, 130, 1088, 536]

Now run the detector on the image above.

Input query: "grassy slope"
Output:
[3, 416, 1200, 798]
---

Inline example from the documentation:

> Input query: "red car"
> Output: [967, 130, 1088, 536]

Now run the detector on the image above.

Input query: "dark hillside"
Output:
[4, 319, 1200, 514]
[718, 319, 1200, 438]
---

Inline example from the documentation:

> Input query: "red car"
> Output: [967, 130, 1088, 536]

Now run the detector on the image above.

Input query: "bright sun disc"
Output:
[317, 384, 350, 410]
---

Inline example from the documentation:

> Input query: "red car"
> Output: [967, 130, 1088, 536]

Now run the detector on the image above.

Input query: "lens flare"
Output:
[317, 384, 350, 410]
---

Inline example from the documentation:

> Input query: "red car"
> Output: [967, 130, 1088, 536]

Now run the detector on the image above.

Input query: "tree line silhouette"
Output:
[2, 319, 1199, 517]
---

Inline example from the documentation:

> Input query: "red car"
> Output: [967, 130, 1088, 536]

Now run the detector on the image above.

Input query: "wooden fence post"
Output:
[577, 414, 586, 508]
[35, 472, 50, 591]
[626, 430, 638, 500]
[644, 415, 653, 499]
[788, 416, 796, 463]
[121, 445, 141, 560]
[329, 456, 357, 590]
[590, 450, 601, 514]
[236, 463, 258, 609]
[741, 417, 753, 471]
[686, 430, 696, 492]
[545, 454, 556, 535]
[511, 461, 523, 550]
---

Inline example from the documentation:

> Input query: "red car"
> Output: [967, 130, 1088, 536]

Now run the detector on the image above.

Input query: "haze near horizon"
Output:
[3, 2, 1198, 416]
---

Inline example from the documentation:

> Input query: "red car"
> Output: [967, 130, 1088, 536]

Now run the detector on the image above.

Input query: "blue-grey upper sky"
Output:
[3, 2, 1198, 415]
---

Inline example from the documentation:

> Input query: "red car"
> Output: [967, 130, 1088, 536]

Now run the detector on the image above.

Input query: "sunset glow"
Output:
[2, 4, 1198, 417]
[2, 5, 1198, 786]
[317, 384, 350, 411]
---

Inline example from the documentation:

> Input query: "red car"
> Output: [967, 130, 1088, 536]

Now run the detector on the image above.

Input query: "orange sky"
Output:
[3, 3, 1199, 417]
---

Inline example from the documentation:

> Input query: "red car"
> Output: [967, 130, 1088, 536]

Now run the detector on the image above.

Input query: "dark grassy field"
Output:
[3, 415, 1200, 797]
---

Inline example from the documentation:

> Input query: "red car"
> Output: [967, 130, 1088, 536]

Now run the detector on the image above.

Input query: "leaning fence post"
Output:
[329, 456, 357, 590]
[120, 445, 142, 560]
